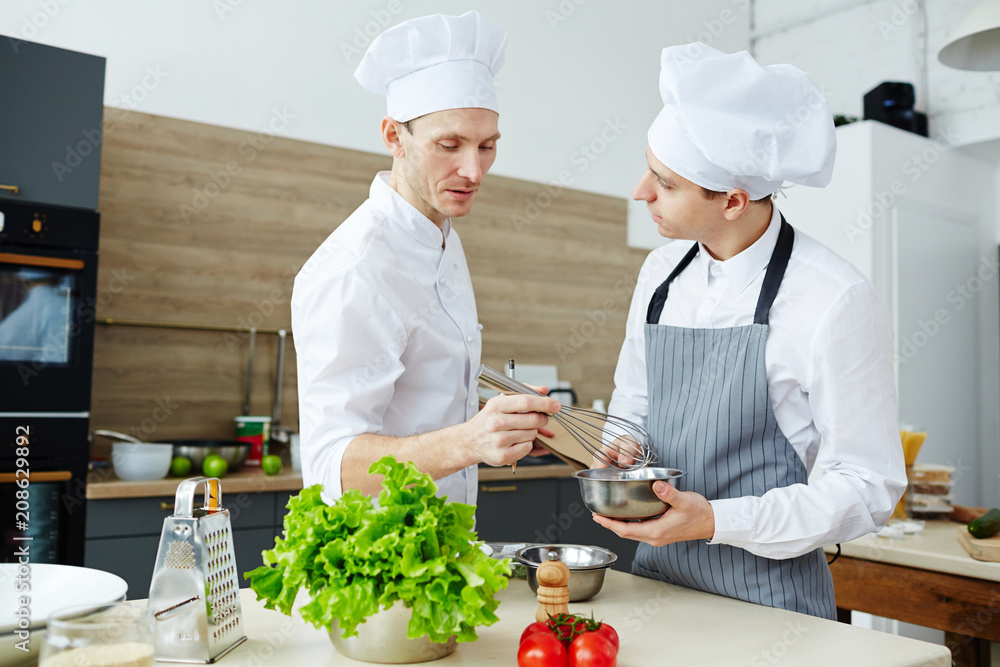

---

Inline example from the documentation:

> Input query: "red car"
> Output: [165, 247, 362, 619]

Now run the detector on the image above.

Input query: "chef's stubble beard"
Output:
[400, 141, 457, 222]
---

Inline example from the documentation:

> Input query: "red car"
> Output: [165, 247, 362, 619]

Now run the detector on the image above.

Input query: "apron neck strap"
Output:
[646, 242, 700, 324]
[645, 214, 795, 326]
[753, 215, 793, 325]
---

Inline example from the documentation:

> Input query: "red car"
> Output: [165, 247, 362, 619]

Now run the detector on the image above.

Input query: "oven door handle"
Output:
[0, 471, 73, 482]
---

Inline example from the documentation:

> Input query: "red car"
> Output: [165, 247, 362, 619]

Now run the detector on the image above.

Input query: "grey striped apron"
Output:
[632, 218, 836, 619]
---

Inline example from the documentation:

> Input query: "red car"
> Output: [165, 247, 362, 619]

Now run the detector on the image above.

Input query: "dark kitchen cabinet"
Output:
[475, 479, 562, 544]
[84, 491, 283, 599]
[0, 37, 106, 209]
[556, 479, 637, 572]
[475, 477, 637, 573]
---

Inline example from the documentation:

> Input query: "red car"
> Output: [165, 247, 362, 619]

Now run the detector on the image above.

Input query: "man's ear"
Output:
[722, 189, 751, 220]
[381, 116, 406, 158]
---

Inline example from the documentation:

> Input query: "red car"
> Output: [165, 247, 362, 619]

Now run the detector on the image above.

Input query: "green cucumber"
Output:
[968, 508, 1000, 539]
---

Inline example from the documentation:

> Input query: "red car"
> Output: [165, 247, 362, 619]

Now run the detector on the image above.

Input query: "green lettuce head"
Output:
[244, 456, 509, 643]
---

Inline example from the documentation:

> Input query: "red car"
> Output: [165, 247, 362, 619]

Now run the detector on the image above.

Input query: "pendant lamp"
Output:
[938, 0, 1000, 71]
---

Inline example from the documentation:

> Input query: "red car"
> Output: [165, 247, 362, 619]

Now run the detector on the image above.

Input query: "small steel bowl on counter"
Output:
[170, 440, 250, 470]
[574, 467, 685, 520]
[515, 545, 617, 602]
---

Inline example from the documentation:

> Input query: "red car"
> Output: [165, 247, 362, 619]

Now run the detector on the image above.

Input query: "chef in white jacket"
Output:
[291, 11, 558, 505]
[592, 44, 906, 619]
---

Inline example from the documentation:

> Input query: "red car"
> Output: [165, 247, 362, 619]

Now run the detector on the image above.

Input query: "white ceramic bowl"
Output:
[111, 442, 173, 481]
[0, 564, 128, 667]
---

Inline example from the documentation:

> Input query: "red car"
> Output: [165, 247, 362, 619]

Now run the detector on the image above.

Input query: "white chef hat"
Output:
[647, 43, 836, 200]
[353, 10, 507, 123]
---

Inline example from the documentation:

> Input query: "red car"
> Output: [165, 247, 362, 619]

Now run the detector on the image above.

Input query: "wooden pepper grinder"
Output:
[535, 554, 570, 623]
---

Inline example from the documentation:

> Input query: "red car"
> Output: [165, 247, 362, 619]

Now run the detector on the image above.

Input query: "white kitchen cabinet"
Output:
[779, 120, 999, 508]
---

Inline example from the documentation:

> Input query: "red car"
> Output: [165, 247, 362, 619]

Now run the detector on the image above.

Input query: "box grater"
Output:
[149, 477, 247, 663]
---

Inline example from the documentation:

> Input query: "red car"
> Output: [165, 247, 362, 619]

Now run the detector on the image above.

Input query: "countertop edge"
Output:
[87, 464, 579, 499]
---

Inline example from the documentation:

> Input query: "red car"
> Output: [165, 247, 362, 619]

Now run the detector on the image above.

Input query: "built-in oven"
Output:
[0, 200, 99, 413]
[0, 418, 89, 565]
[0, 199, 100, 566]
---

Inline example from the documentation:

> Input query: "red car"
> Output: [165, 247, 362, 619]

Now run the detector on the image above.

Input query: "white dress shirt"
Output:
[610, 206, 906, 559]
[291, 172, 481, 505]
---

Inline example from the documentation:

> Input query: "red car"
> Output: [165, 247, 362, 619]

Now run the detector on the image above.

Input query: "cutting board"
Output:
[957, 526, 1000, 562]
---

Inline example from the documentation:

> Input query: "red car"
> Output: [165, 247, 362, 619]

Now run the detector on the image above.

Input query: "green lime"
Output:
[202, 454, 228, 478]
[261, 455, 283, 476]
[169, 456, 192, 477]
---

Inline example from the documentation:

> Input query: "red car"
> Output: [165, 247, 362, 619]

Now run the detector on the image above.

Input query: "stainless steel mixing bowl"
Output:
[574, 467, 685, 520]
[515, 544, 617, 602]
[329, 601, 456, 663]
[170, 440, 250, 469]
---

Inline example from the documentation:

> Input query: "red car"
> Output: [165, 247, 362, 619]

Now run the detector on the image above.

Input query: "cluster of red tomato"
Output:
[517, 613, 618, 667]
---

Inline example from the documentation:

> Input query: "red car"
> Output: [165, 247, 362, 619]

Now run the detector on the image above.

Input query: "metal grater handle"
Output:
[173, 477, 221, 517]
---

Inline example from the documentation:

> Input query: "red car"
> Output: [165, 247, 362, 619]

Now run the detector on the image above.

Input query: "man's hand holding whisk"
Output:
[461, 391, 559, 468]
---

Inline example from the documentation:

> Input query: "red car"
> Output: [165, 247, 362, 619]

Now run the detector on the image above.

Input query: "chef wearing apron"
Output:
[292, 12, 558, 505]
[593, 44, 906, 619]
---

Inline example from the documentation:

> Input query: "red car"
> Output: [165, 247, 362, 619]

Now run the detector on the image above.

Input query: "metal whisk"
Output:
[477, 364, 658, 469]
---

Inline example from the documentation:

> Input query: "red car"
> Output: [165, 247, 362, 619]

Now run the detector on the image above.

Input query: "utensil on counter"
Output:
[241, 327, 256, 417]
[477, 364, 658, 470]
[93, 429, 143, 444]
[957, 526, 1000, 562]
[148, 477, 246, 663]
[170, 440, 250, 469]
[574, 467, 685, 520]
[270, 329, 294, 446]
[515, 544, 617, 602]
[94, 430, 174, 481]
[111, 443, 174, 481]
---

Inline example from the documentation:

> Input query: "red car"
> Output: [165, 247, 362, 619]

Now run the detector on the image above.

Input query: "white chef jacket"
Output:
[291, 172, 482, 505]
[610, 206, 906, 559]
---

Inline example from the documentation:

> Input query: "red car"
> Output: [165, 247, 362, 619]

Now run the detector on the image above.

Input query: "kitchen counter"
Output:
[823, 521, 1000, 582]
[86, 468, 304, 499]
[824, 521, 1000, 666]
[215, 569, 950, 666]
[87, 464, 577, 499]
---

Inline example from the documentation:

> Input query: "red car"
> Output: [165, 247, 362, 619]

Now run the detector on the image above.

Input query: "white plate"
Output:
[0, 564, 128, 634]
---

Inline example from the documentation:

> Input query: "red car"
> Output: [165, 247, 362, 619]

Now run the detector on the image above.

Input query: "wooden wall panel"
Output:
[91, 109, 648, 447]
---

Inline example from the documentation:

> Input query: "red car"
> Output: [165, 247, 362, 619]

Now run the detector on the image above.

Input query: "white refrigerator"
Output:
[778, 120, 999, 508]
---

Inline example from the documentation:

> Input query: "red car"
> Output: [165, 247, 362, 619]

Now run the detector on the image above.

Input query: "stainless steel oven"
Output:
[0, 199, 99, 566]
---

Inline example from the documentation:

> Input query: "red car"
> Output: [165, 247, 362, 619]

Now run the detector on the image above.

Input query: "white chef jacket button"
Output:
[466, 335, 474, 343]
[477, 323, 484, 331]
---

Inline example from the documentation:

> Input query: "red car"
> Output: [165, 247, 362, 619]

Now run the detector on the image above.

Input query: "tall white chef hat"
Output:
[353, 10, 507, 123]
[647, 43, 836, 200]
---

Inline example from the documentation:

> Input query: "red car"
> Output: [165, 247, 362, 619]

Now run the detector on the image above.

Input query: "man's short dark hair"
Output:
[699, 186, 771, 205]
[401, 119, 416, 134]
